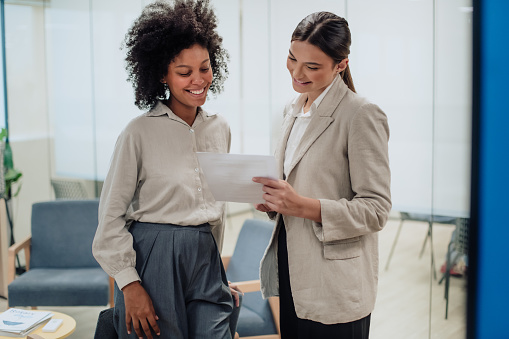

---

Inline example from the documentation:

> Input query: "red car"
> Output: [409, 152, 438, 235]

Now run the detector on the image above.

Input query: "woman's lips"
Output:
[293, 78, 311, 85]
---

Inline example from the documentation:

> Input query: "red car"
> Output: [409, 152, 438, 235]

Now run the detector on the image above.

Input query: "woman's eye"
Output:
[200, 67, 210, 72]
[179, 72, 191, 77]
[288, 56, 296, 61]
[307, 66, 318, 70]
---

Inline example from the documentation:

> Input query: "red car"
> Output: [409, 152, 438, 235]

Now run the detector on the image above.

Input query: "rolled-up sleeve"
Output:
[92, 127, 141, 290]
[314, 103, 392, 242]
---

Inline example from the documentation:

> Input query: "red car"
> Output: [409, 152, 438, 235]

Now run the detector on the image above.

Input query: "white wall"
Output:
[4, 3, 53, 244]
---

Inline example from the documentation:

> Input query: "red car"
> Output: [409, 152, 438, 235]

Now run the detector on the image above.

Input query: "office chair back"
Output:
[51, 178, 89, 200]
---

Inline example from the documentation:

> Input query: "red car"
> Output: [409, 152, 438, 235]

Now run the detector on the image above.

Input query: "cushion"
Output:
[8, 268, 109, 307]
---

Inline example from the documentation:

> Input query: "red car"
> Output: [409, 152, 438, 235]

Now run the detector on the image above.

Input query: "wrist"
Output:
[300, 197, 321, 222]
[121, 280, 141, 292]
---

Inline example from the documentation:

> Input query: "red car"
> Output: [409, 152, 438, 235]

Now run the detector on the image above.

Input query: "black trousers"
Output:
[277, 221, 371, 339]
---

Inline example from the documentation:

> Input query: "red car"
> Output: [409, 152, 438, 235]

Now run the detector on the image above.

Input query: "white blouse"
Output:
[284, 75, 339, 177]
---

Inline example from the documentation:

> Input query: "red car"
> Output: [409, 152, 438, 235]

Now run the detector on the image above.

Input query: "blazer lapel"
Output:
[285, 79, 348, 178]
[276, 114, 296, 179]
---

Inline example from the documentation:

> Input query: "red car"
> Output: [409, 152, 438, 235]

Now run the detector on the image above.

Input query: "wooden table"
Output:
[0, 311, 76, 339]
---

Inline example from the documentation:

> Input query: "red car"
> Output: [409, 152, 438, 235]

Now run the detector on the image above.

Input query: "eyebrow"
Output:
[288, 50, 322, 66]
[175, 59, 210, 68]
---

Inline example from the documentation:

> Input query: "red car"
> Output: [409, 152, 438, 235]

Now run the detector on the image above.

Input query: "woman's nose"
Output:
[292, 64, 304, 79]
[191, 75, 205, 85]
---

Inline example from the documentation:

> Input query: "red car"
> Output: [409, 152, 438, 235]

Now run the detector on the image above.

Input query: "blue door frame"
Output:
[469, 0, 509, 338]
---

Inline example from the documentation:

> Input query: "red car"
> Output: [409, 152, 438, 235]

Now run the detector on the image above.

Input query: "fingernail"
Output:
[156, 315, 159, 320]
[127, 331, 131, 334]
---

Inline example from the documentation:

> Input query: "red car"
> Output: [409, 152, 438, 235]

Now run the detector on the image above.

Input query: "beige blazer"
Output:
[260, 78, 391, 324]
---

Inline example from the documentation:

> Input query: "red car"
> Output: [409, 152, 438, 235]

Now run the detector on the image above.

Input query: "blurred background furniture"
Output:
[385, 212, 457, 278]
[223, 218, 280, 339]
[7, 199, 113, 308]
[0, 199, 8, 298]
[0, 310, 76, 339]
[440, 217, 469, 319]
[50, 178, 89, 200]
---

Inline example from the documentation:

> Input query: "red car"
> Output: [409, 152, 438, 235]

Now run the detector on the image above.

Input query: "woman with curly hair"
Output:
[92, 1, 238, 338]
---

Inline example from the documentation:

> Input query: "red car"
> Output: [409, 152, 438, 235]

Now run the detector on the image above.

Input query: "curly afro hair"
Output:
[123, 0, 229, 110]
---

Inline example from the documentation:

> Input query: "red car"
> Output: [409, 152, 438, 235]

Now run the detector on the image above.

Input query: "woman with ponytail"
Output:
[254, 12, 391, 338]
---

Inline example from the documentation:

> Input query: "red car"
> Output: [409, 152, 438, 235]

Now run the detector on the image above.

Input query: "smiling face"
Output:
[162, 44, 213, 120]
[287, 40, 348, 103]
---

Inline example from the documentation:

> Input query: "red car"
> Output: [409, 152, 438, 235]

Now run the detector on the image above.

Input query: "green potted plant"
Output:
[0, 127, 22, 199]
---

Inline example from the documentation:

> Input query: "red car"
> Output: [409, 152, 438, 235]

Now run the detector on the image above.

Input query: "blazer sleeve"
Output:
[314, 103, 392, 242]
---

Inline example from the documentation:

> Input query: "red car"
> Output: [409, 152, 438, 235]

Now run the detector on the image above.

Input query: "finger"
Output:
[149, 314, 161, 336]
[125, 314, 132, 335]
[253, 177, 278, 186]
[232, 291, 240, 307]
[255, 204, 270, 212]
[140, 318, 154, 339]
[132, 319, 144, 339]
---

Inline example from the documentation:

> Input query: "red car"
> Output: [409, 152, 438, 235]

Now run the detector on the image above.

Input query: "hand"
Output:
[252, 177, 303, 217]
[122, 281, 160, 338]
[252, 177, 322, 222]
[254, 203, 272, 213]
[228, 281, 243, 307]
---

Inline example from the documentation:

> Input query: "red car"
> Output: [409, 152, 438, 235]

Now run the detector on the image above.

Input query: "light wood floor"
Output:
[0, 206, 467, 338]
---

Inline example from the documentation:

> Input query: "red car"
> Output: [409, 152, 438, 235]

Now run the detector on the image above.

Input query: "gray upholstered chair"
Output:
[7, 199, 113, 307]
[223, 218, 280, 339]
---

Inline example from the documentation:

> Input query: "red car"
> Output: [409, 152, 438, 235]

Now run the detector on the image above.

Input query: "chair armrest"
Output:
[230, 278, 281, 338]
[109, 276, 115, 307]
[8, 235, 31, 284]
[268, 297, 280, 335]
[233, 279, 261, 293]
[222, 255, 231, 271]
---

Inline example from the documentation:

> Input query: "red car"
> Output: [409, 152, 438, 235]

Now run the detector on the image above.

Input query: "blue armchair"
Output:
[223, 218, 280, 339]
[7, 199, 113, 307]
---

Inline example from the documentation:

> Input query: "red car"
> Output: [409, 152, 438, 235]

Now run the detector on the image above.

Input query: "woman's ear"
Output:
[336, 58, 349, 73]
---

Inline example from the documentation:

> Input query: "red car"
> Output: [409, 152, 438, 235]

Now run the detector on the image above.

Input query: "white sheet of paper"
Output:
[196, 152, 278, 203]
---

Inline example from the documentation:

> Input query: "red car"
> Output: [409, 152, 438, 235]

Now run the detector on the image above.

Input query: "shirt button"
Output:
[198, 187, 202, 192]
[195, 168, 199, 172]
[190, 129, 194, 133]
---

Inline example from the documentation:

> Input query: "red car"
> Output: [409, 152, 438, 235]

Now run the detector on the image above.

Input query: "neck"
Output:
[166, 99, 198, 126]
[304, 89, 324, 111]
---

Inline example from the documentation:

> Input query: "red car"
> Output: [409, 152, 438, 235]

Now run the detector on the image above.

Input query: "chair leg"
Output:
[419, 222, 437, 279]
[428, 222, 437, 280]
[442, 240, 460, 319]
[385, 219, 404, 271]
[419, 225, 430, 258]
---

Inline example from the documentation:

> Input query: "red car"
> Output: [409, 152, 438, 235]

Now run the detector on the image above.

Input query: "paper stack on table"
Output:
[0, 308, 53, 337]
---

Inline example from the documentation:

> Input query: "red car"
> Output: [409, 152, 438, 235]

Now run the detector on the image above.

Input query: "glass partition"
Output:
[4, 0, 472, 337]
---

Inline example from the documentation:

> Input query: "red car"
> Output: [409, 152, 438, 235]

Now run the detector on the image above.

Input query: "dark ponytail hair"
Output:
[292, 12, 356, 93]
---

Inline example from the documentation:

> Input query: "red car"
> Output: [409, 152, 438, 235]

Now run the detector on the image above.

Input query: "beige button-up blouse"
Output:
[92, 101, 231, 290]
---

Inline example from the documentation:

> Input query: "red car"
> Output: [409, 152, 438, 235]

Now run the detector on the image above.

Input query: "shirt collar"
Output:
[289, 74, 340, 117]
[146, 100, 217, 120]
